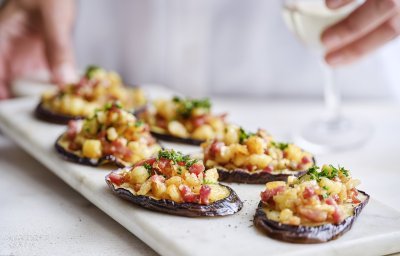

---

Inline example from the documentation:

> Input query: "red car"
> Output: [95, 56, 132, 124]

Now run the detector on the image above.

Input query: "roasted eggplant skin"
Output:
[150, 131, 203, 145]
[216, 168, 308, 184]
[55, 135, 126, 167]
[35, 102, 83, 124]
[35, 102, 148, 125]
[106, 173, 243, 217]
[215, 156, 314, 184]
[253, 190, 370, 243]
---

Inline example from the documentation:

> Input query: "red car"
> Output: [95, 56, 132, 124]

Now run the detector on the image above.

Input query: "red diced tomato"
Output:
[109, 173, 125, 186]
[199, 185, 211, 205]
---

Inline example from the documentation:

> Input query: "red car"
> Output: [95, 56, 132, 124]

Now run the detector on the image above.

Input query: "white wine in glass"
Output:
[282, 0, 371, 153]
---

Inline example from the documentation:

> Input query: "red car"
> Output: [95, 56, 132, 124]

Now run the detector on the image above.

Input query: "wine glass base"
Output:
[294, 117, 373, 154]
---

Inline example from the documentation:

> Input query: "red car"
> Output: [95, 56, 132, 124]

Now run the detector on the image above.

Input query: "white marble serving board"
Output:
[1, 87, 400, 256]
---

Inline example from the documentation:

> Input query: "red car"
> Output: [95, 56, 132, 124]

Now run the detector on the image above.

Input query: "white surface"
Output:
[1, 87, 400, 256]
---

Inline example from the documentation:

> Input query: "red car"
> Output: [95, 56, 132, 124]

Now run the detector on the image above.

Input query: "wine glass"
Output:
[282, 0, 372, 153]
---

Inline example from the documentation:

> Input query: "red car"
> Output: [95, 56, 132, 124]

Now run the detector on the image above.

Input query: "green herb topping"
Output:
[271, 141, 289, 150]
[238, 127, 255, 144]
[306, 165, 350, 181]
[85, 65, 103, 79]
[157, 149, 198, 167]
[172, 96, 211, 118]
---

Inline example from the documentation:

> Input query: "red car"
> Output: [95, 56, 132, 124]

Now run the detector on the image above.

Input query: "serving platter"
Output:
[1, 86, 400, 256]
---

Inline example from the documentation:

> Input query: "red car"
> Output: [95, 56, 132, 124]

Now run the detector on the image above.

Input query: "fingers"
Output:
[39, 0, 77, 84]
[326, 0, 355, 9]
[322, 0, 400, 51]
[325, 14, 400, 66]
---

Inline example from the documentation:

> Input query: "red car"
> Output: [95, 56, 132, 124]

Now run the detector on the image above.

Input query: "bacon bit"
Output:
[66, 120, 79, 140]
[332, 207, 344, 224]
[68, 141, 80, 151]
[156, 158, 174, 177]
[209, 140, 224, 157]
[179, 185, 198, 203]
[199, 185, 211, 205]
[192, 115, 207, 128]
[134, 158, 156, 168]
[109, 173, 125, 186]
[260, 186, 285, 204]
[246, 165, 255, 172]
[332, 194, 340, 203]
[325, 197, 337, 206]
[283, 151, 288, 158]
[155, 114, 168, 129]
[150, 174, 165, 183]
[303, 187, 315, 199]
[262, 165, 274, 173]
[301, 156, 311, 164]
[297, 207, 328, 222]
[219, 113, 228, 121]
[350, 188, 361, 204]
[189, 163, 205, 176]
[103, 140, 132, 160]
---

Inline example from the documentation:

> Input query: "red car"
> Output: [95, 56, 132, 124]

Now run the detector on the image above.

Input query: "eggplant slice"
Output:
[216, 167, 308, 184]
[35, 102, 148, 125]
[35, 102, 83, 124]
[55, 135, 128, 167]
[106, 172, 243, 217]
[253, 190, 370, 243]
[214, 155, 314, 184]
[151, 131, 203, 145]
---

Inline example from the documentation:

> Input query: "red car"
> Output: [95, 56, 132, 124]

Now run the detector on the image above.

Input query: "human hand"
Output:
[322, 0, 400, 66]
[0, 0, 76, 99]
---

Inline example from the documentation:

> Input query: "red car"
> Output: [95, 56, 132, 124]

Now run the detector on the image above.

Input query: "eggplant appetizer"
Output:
[106, 149, 243, 217]
[201, 125, 314, 184]
[55, 102, 161, 167]
[35, 65, 147, 124]
[254, 165, 369, 243]
[139, 96, 227, 145]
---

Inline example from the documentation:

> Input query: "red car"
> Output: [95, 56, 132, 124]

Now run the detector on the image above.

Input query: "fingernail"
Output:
[54, 63, 78, 84]
[326, 0, 343, 8]
[326, 52, 346, 66]
[322, 33, 342, 49]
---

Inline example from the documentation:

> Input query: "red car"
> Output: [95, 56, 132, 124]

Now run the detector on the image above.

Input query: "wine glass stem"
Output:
[321, 61, 341, 123]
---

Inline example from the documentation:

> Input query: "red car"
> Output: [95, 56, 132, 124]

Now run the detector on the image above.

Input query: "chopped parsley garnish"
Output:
[85, 65, 102, 79]
[238, 127, 255, 144]
[172, 96, 211, 118]
[271, 141, 289, 150]
[104, 102, 122, 111]
[306, 166, 320, 180]
[135, 120, 144, 127]
[306, 165, 350, 181]
[143, 163, 152, 171]
[158, 149, 192, 165]
[322, 186, 329, 191]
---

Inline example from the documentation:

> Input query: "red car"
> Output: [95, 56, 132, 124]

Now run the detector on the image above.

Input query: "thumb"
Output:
[40, 0, 77, 84]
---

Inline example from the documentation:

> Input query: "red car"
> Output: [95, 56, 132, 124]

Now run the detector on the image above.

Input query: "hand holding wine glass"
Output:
[283, 0, 400, 152]
[323, 0, 400, 66]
